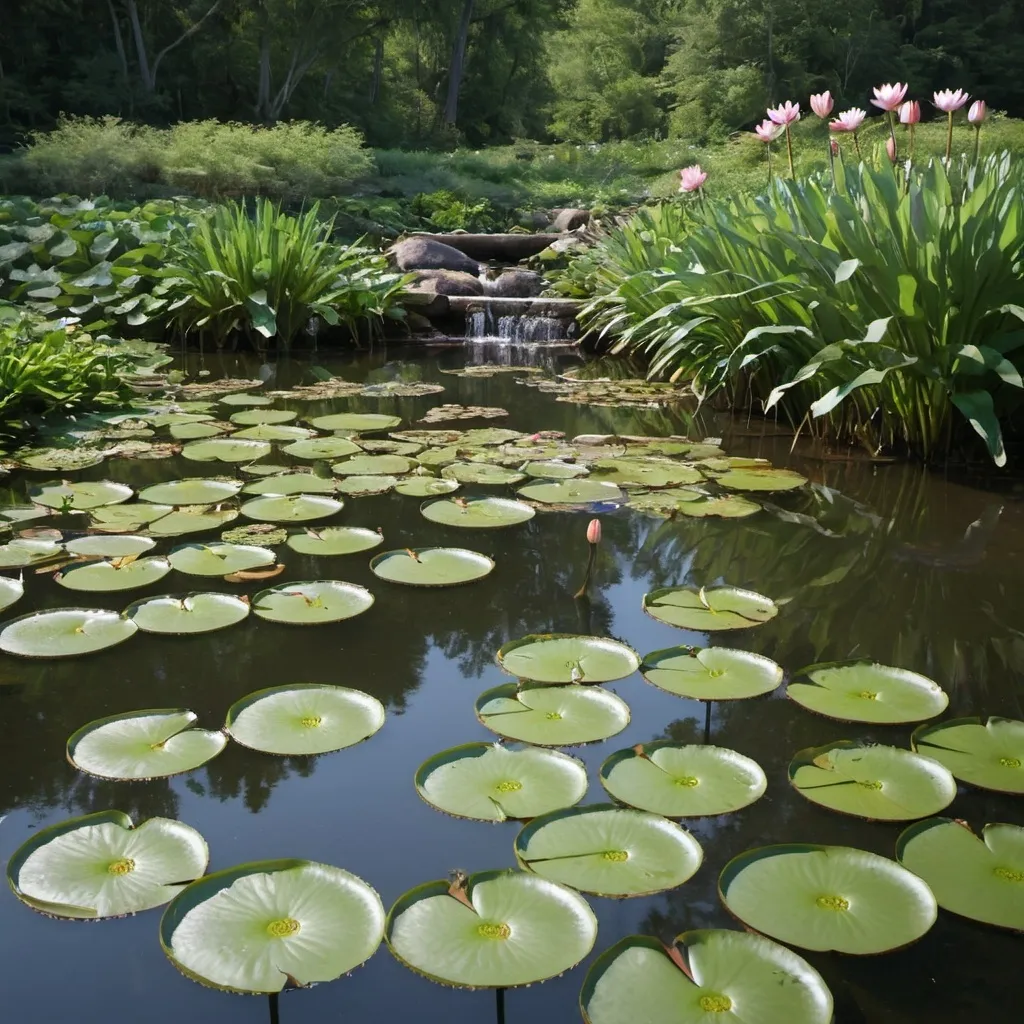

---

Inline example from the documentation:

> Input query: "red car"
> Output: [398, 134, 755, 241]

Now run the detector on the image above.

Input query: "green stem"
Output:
[573, 543, 597, 600]
[887, 110, 897, 159]
[766, 144, 773, 187]
[785, 124, 795, 177]
[909, 123, 915, 161]
[853, 131, 862, 159]
[945, 111, 953, 162]
[973, 126, 981, 164]
[826, 136, 835, 187]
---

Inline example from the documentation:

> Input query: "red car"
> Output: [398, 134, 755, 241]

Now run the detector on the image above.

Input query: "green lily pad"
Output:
[161, 859, 385, 994]
[146, 412, 214, 428]
[126, 592, 252, 634]
[515, 804, 702, 897]
[788, 661, 949, 724]
[0, 575, 25, 613]
[674, 495, 761, 519]
[147, 506, 239, 536]
[225, 684, 385, 755]
[139, 477, 242, 505]
[626, 489, 705, 516]
[517, 480, 624, 505]
[524, 461, 589, 480]
[252, 580, 374, 625]
[90, 503, 173, 530]
[911, 717, 1024, 794]
[6, 810, 209, 920]
[286, 527, 383, 557]
[221, 524, 288, 546]
[181, 438, 272, 464]
[394, 476, 460, 497]
[240, 494, 343, 524]
[386, 870, 597, 989]
[896, 818, 1024, 932]
[718, 844, 937, 953]
[358, 440, 424, 456]
[336, 475, 397, 496]
[283, 436, 362, 460]
[0, 538, 64, 568]
[461, 428, 526, 446]
[66, 534, 156, 558]
[592, 458, 703, 489]
[168, 541, 276, 576]
[789, 741, 957, 821]
[18, 448, 106, 472]
[55, 556, 172, 593]
[714, 468, 808, 492]
[415, 743, 588, 822]
[416, 446, 461, 468]
[441, 463, 526, 486]
[421, 496, 535, 528]
[497, 634, 640, 685]
[362, 381, 445, 398]
[580, 931, 834, 1024]
[476, 683, 630, 746]
[229, 408, 297, 426]
[219, 393, 274, 407]
[643, 586, 778, 631]
[640, 646, 783, 700]
[241, 463, 292, 477]
[333, 454, 415, 477]
[0, 607, 138, 658]
[232, 424, 316, 442]
[370, 547, 494, 587]
[30, 480, 133, 511]
[169, 421, 231, 441]
[0, 504, 52, 523]
[600, 742, 767, 817]
[242, 473, 338, 496]
[394, 429, 464, 445]
[309, 413, 401, 432]
[67, 709, 227, 780]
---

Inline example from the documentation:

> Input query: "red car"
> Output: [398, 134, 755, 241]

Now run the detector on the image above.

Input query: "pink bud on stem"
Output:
[575, 519, 602, 600]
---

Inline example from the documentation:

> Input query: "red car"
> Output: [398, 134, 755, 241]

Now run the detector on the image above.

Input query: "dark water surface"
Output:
[1, 344, 1021, 1024]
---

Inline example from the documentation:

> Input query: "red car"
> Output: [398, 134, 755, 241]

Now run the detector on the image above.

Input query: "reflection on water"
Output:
[0, 346, 1021, 1023]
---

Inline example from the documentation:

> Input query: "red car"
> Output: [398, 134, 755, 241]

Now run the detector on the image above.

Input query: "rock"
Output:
[390, 237, 480, 275]
[549, 208, 590, 232]
[519, 210, 551, 231]
[410, 269, 484, 296]
[483, 270, 545, 298]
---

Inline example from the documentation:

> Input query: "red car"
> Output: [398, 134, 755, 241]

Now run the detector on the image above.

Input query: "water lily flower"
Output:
[587, 519, 602, 545]
[886, 136, 897, 163]
[576, 519, 603, 598]
[678, 165, 707, 193]
[767, 101, 801, 126]
[810, 92, 833, 118]
[754, 119, 783, 142]
[968, 100, 987, 124]
[829, 108, 866, 132]
[933, 89, 970, 113]
[899, 101, 921, 124]
[871, 83, 908, 112]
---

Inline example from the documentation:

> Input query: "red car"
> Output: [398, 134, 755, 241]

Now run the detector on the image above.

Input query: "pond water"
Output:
[1, 343, 1021, 1023]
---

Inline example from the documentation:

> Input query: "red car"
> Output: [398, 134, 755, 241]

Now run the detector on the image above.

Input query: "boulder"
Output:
[410, 269, 484, 296]
[390, 236, 481, 275]
[549, 208, 590, 232]
[483, 270, 545, 298]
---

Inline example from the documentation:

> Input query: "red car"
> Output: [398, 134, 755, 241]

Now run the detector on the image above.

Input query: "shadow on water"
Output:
[0, 344, 1021, 1023]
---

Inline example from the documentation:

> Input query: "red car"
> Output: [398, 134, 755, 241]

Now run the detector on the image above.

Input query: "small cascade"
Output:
[465, 308, 572, 343]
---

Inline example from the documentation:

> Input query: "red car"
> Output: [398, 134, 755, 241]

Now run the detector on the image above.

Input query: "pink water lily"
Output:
[899, 101, 921, 125]
[829, 108, 866, 132]
[933, 89, 970, 113]
[886, 136, 897, 164]
[871, 83, 908, 112]
[754, 119, 783, 142]
[767, 101, 801, 126]
[810, 92, 833, 118]
[678, 165, 707, 193]
[968, 100, 987, 124]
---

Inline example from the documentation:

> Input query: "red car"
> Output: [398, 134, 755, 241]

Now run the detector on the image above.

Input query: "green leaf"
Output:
[642, 586, 778, 631]
[0, 607, 137, 658]
[834, 259, 860, 283]
[420, 496, 534, 528]
[252, 580, 374, 625]
[370, 547, 494, 587]
[497, 634, 640, 685]
[641, 646, 782, 700]
[952, 391, 1007, 466]
[126, 593, 251, 635]
[911, 716, 1024, 793]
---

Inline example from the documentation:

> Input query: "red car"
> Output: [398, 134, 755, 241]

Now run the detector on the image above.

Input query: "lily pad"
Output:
[241, 494, 343, 524]
[232, 424, 315, 442]
[283, 436, 362, 460]
[515, 804, 702, 897]
[524, 461, 589, 480]
[0, 504, 52, 524]
[228, 408, 297, 426]
[252, 580, 374, 625]
[361, 381, 444, 398]
[718, 844, 937, 953]
[181, 438, 272, 464]
[419, 404, 507, 423]
[441, 463, 526, 486]
[161, 859, 385, 994]
[221, 523, 288, 546]
[169, 421, 231, 441]
[911, 717, 1024, 794]
[0, 538, 64, 568]
[641, 646, 783, 700]
[497, 634, 640, 685]
[0, 608, 138, 658]
[592, 458, 703, 489]
[416, 446, 461, 468]
[385, 870, 596, 988]
[415, 743, 588, 822]
[309, 413, 401, 432]
[0, 575, 25, 613]
[286, 527, 383, 557]
[219, 393, 274, 407]
[55, 556, 172, 593]
[336, 475, 397, 496]
[394, 429, 464, 445]
[600, 743, 767, 817]
[517, 480, 624, 505]
[66, 534, 156, 558]
[30, 480, 133, 511]
[241, 463, 292, 477]
[90, 504, 173, 530]
[787, 661, 949, 724]
[126, 593, 252, 634]
[476, 683, 630, 746]
[18, 448, 106, 472]
[139, 478, 242, 505]
[67, 709, 227, 780]
[714, 468, 807, 492]
[370, 547, 494, 587]
[643, 586, 778, 631]
[6, 810, 209, 920]
[673, 495, 761, 519]
[896, 818, 1024, 932]
[580, 931, 834, 1024]
[394, 476, 460, 498]
[147, 506, 239, 537]
[242, 473, 338, 496]
[225, 684, 385, 755]
[358, 439, 424, 456]
[167, 542, 276, 577]
[421, 496, 535, 528]
[333, 454, 415, 476]
[790, 741, 956, 821]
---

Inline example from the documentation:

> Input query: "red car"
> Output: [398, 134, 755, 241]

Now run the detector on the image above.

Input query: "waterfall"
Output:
[465, 309, 571, 342]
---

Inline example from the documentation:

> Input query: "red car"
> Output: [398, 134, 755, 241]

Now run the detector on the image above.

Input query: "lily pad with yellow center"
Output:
[251, 580, 374, 625]
[641, 645, 782, 700]
[642, 585, 778, 631]
[0, 607, 138, 658]
[911, 716, 1024, 794]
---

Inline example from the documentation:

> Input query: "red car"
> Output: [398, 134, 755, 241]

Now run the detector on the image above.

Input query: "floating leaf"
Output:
[415, 446, 461, 468]
[896, 818, 1024, 932]
[336, 475, 397, 496]
[181, 439, 272, 464]
[497, 634, 640, 685]
[0, 504, 52, 524]
[370, 547, 494, 587]
[643, 586, 778, 631]
[787, 661, 949, 724]
[55, 556, 172, 593]
[0, 575, 25, 613]
[241, 462, 292, 477]
[415, 743, 588, 822]
[592, 458, 703, 489]
[476, 683, 630, 746]
[224, 565, 285, 583]
[252, 580, 374, 625]
[67, 709, 227, 779]
[225, 684, 385, 755]
[524, 461, 589, 480]
[421, 496, 535, 528]
[6, 810, 208, 920]
[911, 717, 1024, 794]
[18, 448, 106, 472]
[670, 494, 761, 519]
[394, 429, 464, 445]
[418, 404, 508, 423]
[641, 646, 783, 700]
[0, 538, 64, 569]
[219, 393, 274, 407]
[386, 870, 596, 988]
[713, 468, 808, 492]
[66, 535, 156, 558]
[148, 506, 239, 536]
[161, 860, 385, 994]
[580, 931, 834, 1024]
[286, 527, 383, 557]
[90, 503, 173, 530]
[30, 480, 133, 511]
[221, 523, 288, 546]
[240, 494, 343, 524]
[332, 454, 415, 477]
[600, 743, 767, 817]
[0, 608, 137, 658]
[242, 473, 338, 496]
[357, 439, 424, 456]
[718, 844, 937, 953]
[139, 478, 242, 505]
[394, 476, 460, 497]
[517, 480, 624, 505]
[283, 436, 362, 460]
[167, 541, 276, 576]
[441, 463, 526, 486]
[228, 408, 297, 426]
[361, 381, 445, 398]
[309, 413, 401, 432]
[515, 804, 702, 897]
[169, 421, 232, 441]
[126, 593, 251, 634]
[232, 424, 316, 442]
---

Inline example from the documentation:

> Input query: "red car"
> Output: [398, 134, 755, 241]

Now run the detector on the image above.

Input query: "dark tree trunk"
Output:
[443, 0, 474, 126]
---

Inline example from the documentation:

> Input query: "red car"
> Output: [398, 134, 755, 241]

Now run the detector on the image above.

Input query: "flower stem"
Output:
[945, 111, 953, 161]
[785, 124, 795, 177]
[573, 543, 597, 600]
[909, 123, 915, 161]
[826, 136, 835, 187]
[973, 125, 981, 163]
[853, 132, 862, 159]
[887, 110, 897, 159]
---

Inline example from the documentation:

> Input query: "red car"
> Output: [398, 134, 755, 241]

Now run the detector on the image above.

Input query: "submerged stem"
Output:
[573, 543, 597, 600]
[496, 986, 506, 1024]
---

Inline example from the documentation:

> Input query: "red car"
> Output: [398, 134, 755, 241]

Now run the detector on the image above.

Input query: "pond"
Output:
[1, 343, 1021, 1023]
